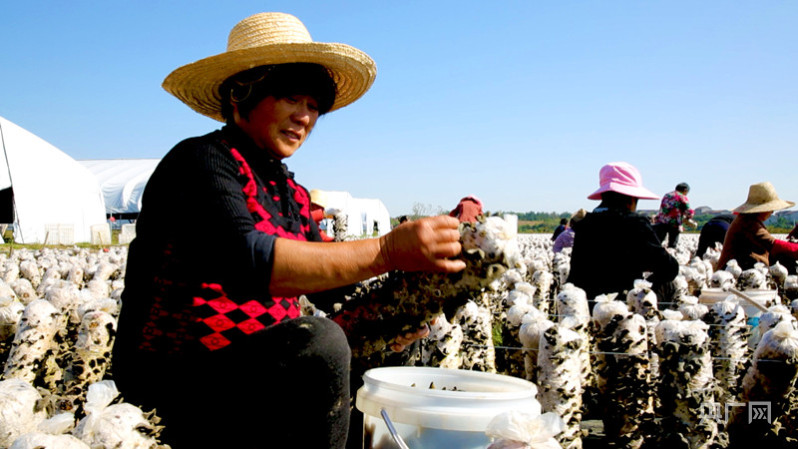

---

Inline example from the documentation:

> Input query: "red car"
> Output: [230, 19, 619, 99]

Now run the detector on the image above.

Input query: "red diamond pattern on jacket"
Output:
[204, 313, 236, 332]
[267, 302, 288, 321]
[240, 300, 268, 317]
[200, 333, 230, 351]
[286, 301, 300, 319]
[208, 296, 239, 314]
[238, 318, 266, 334]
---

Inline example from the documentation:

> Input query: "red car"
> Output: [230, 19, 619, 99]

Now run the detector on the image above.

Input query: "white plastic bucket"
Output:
[356, 366, 540, 449]
[698, 288, 778, 320]
[699, 288, 779, 347]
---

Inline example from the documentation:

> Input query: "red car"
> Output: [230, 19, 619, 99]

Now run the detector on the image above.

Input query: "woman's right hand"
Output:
[379, 215, 466, 273]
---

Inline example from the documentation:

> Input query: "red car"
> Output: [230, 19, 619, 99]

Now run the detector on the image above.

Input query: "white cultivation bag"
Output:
[485, 410, 564, 449]
[73, 381, 159, 449]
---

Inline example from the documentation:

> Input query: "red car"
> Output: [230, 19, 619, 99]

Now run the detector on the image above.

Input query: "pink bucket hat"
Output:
[587, 162, 659, 200]
[459, 195, 482, 206]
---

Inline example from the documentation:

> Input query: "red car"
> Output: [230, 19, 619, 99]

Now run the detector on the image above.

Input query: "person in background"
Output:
[553, 208, 587, 253]
[310, 189, 334, 242]
[552, 217, 568, 241]
[449, 195, 483, 223]
[716, 182, 798, 273]
[567, 162, 678, 301]
[787, 223, 798, 242]
[112, 13, 465, 449]
[653, 182, 695, 249]
[695, 213, 735, 259]
[398, 215, 410, 225]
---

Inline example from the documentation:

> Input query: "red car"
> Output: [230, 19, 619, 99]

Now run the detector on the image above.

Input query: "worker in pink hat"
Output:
[566, 162, 678, 301]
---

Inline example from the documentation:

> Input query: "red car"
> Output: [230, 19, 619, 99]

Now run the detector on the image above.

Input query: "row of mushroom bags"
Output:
[1, 222, 798, 448]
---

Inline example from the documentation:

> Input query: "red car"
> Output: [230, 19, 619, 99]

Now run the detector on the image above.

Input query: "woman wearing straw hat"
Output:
[112, 12, 465, 449]
[716, 182, 798, 273]
[566, 162, 679, 301]
[309, 189, 334, 241]
[552, 208, 587, 254]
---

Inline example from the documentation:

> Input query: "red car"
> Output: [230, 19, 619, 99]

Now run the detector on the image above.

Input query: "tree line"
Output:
[509, 211, 796, 234]
[394, 205, 796, 234]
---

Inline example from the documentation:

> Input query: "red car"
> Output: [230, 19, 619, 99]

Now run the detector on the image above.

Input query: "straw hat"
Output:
[587, 161, 659, 201]
[309, 189, 328, 209]
[733, 182, 795, 214]
[162, 12, 377, 122]
[571, 208, 587, 224]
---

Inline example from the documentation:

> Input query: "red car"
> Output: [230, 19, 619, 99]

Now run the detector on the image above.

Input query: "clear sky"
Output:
[1, 1, 796, 217]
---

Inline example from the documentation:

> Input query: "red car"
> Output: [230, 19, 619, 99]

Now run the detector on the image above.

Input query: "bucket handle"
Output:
[728, 288, 770, 313]
[380, 408, 410, 449]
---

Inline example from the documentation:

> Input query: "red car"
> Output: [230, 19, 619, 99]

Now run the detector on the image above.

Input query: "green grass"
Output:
[0, 229, 127, 251]
[492, 321, 503, 346]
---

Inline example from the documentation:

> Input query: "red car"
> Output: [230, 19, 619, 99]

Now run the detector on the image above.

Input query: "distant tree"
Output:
[690, 212, 795, 234]
[768, 215, 797, 234]
[410, 202, 446, 220]
[389, 208, 797, 235]
[511, 211, 571, 233]
[690, 213, 717, 232]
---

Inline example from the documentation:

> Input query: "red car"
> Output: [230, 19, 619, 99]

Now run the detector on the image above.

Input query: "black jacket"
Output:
[566, 207, 679, 299]
[115, 125, 322, 356]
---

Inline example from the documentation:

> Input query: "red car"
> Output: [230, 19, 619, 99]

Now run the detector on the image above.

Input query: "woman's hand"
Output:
[388, 318, 439, 352]
[389, 324, 430, 352]
[379, 215, 466, 273]
[271, 216, 464, 297]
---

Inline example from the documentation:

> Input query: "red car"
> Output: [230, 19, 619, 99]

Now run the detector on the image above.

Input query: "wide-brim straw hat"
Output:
[309, 189, 328, 209]
[733, 181, 795, 214]
[587, 161, 659, 201]
[162, 12, 377, 122]
[571, 208, 587, 223]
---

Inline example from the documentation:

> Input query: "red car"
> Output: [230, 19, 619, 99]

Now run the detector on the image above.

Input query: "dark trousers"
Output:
[654, 223, 680, 248]
[112, 316, 351, 449]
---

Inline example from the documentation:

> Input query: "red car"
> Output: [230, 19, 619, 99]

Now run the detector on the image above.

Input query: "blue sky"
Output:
[2, 1, 796, 217]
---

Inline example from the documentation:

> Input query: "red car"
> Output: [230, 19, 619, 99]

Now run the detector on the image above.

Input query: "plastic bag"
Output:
[0, 379, 47, 447]
[38, 412, 76, 434]
[73, 380, 159, 449]
[485, 410, 564, 449]
[10, 433, 90, 449]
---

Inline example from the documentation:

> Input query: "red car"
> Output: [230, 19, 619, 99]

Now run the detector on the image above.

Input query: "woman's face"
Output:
[235, 95, 320, 159]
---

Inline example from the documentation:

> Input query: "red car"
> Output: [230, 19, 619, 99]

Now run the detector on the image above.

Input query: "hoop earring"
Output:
[230, 65, 275, 103]
[230, 84, 253, 103]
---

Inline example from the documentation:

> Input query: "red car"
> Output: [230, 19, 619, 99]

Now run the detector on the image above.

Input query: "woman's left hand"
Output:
[389, 320, 435, 352]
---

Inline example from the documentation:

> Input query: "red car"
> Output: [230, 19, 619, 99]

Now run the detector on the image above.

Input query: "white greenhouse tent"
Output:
[0, 116, 108, 244]
[320, 190, 392, 238]
[80, 158, 160, 216]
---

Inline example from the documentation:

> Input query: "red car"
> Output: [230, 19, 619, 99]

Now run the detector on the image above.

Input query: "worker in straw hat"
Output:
[112, 12, 465, 449]
[552, 208, 587, 254]
[309, 188, 334, 241]
[566, 162, 679, 301]
[717, 181, 798, 273]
